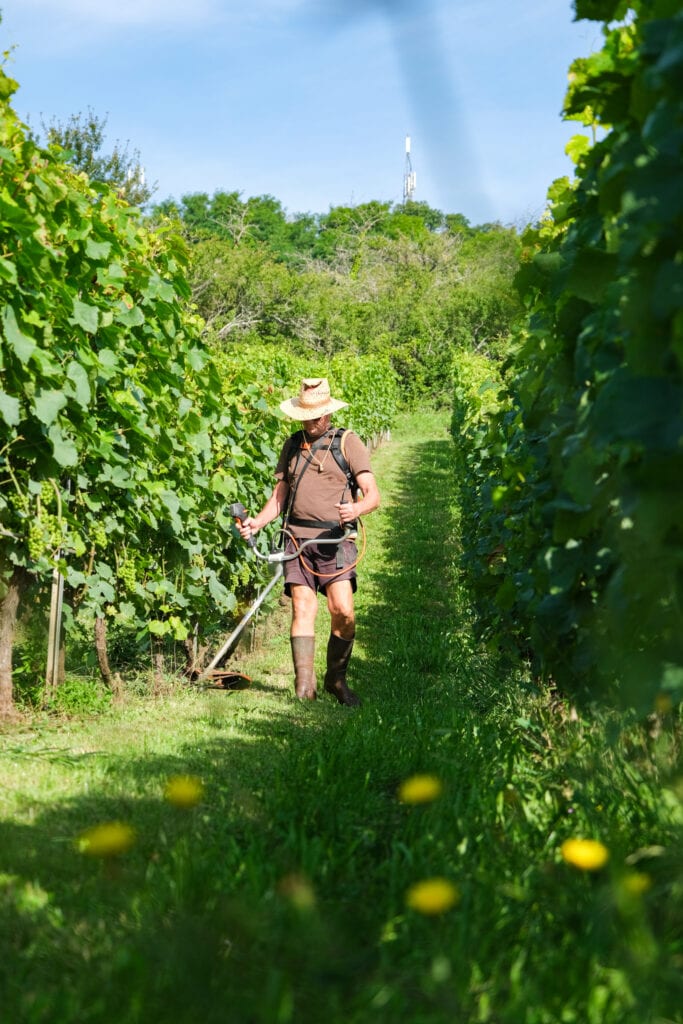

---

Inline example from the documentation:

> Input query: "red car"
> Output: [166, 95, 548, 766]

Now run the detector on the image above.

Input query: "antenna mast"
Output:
[403, 135, 416, 204]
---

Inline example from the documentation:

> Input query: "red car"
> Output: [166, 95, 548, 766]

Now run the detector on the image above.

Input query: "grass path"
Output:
[0, 410, 679, 1024]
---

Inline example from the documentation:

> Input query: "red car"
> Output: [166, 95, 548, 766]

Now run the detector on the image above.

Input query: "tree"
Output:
[39, 107, 156, 206]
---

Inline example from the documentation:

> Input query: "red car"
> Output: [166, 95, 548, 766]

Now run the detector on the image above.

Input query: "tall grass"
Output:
[0, 411, 680, 1024]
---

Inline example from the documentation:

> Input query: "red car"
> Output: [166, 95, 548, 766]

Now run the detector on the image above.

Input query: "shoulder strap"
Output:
[283, 430, 304, 475]
[329, 428, 357, 497]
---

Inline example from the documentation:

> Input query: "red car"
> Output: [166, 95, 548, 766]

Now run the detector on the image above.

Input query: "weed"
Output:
[42, 677, 114, 717]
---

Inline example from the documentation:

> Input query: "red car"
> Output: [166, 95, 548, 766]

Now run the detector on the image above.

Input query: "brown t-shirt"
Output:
[275, 428, 372, 539]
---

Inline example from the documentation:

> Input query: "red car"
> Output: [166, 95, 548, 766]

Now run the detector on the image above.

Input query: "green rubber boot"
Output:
[290, 635, 317, 700]
[324, 634, 361, 707]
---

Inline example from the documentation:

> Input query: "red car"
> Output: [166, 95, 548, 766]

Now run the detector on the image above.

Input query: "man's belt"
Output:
[287, 516, 343, 532]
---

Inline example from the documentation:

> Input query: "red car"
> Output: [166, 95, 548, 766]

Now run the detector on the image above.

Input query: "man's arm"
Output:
[238, 479, 290, 540]
[336, 470, 380, 526]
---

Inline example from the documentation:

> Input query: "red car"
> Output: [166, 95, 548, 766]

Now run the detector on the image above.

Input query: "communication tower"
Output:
[403, 135, 416, 203]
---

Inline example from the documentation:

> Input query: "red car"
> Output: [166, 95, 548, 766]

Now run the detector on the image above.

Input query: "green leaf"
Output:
[115, 302, 144, 327]
[168, 615, 189, 641]
[34, 389, 67, 425]
[532, 253, 564, 277]
[72, 299, 99, 334]
[85, 239, 112, 260]
[565, 134, 591, 164]
[210, 473, 234, 497]
[98, 463, 131, 488]
[208, 573, 236, 610]
[160, 489, 180, 515]
[66, 568, 87, 588]
[148, 619, 170, 636]
[2, 306, 36, 364]
[566, 248, 618, 304]
[0, 257, 17, 283]
[47, 424, 79, 467]
[592, 372, 683, 449]
[0, 390, 21, 427]
[65, 361, 92, 408]
[97, 263, 126, 287]
[652, 259, 683, 319]
[186, 347, 207, 371]
[0, 73, 19, 100]
[97, 348, 120, 373]
[119, 601, 137, 621]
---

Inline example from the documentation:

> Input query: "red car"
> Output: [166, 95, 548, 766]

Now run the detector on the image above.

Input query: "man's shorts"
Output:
[283, 536, 358, 597]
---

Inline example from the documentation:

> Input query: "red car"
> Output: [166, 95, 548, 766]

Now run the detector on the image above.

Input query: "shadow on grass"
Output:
[0, 429, 476, 1024]
[349, 429, 500, 723]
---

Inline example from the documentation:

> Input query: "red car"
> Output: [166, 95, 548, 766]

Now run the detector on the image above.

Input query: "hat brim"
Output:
[279, 396, 348, 420]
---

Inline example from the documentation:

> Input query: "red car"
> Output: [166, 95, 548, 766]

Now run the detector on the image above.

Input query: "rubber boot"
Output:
[291, 635, 317, 700]
[324, 634, 361, 707]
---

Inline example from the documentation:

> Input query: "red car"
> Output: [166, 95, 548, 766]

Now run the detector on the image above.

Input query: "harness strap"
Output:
[282, 428, 357, 531]
[287, 516, 342, 531]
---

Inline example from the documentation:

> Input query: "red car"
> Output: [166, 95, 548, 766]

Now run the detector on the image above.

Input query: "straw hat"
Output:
[279, 378, 348, 420]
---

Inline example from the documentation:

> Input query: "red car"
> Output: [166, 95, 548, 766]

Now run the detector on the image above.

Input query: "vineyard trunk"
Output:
[0, 567, 29, 717]
[94, 616, 121, 695]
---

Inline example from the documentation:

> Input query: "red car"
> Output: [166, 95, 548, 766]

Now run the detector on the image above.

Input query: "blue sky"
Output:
[1, 0, 602, 226]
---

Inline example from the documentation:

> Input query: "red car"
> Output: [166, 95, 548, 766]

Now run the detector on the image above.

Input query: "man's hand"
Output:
[237, 516, 258, 542]
[335, 502, 357, 526]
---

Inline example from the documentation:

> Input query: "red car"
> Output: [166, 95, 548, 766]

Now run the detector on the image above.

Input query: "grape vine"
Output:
[452, 0, 683, 711]
[0, 65, 397, 710]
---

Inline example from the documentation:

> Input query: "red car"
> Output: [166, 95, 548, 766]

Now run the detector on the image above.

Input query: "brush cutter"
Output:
[195, 502, 356, 687]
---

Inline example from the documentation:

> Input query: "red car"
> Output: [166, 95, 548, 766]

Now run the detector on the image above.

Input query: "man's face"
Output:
[302, 414, 331, 439]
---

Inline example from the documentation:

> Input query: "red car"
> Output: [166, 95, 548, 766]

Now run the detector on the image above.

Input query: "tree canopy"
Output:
[37, 107, 155, 207]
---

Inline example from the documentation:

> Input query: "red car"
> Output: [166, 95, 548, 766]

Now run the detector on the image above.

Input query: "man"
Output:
[237, 378, 380, 706]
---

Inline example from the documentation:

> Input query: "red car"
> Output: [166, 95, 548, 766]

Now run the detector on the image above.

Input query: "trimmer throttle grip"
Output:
[228, 501, 255, 548]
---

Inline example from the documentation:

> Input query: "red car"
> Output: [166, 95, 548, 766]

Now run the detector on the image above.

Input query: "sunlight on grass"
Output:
[0, 412, 680, 1024]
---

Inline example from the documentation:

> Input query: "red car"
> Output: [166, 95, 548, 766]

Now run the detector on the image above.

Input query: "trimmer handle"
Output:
[228, 501, 255, 548]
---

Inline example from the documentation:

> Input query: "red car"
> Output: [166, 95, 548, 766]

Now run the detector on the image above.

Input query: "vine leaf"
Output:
[0, 390, 21, 426]
[2, 305, 36, 364]
[72, 298, 99, 334]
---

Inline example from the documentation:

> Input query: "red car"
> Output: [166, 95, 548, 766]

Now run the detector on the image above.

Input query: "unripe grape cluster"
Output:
[27, 512, 65, 561]
[118, 559, 137, 592]
[91, 523, 108, 549]
[28, 521, 46, 561]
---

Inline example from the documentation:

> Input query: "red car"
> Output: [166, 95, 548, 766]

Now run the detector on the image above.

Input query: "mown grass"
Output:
[0, 410, 681, 1024]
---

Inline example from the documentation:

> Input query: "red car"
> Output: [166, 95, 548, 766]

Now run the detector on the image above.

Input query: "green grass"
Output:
[0, 410, 681, 1024]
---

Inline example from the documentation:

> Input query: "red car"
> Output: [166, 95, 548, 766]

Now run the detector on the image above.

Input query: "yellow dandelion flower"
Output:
[164, 774, 204, 809]
[561, 838, 609, 871]
[77, 821, 135, 858]
[654, 693, 672, 715]
[621, 871, 652, 897]
[398, 774, 443, 805]
[278, 873, 316, 911]
[406, 878, 460, 915]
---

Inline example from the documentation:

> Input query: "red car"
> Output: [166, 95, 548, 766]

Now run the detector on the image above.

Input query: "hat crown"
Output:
[298, 378, 331, 411]
[279, 376, 348, 420]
